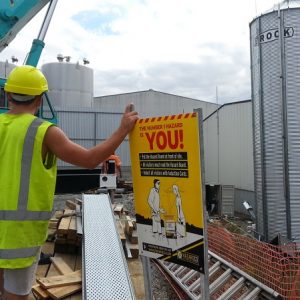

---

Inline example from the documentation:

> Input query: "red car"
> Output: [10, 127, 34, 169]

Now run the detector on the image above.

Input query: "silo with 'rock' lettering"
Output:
[250, 0, 300, 243]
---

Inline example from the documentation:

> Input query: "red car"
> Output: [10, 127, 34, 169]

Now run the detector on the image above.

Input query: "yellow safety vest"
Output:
[0, 113, 57, 268]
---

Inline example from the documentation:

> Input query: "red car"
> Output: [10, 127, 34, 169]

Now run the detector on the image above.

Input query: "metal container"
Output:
[250, 0, 300, 243]
[42, 62, 93, 108]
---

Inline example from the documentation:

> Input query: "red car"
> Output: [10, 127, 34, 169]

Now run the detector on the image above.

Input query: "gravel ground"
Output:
[150, 262, 182, 300]
[53, 192, 181, 299]
[53, 193, 81, 210]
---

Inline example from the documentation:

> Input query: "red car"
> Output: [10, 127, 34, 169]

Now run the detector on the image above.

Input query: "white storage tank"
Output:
[0, 61, 16, 78]
[250, 0, 300, 243]
[42, 60, 93, 108]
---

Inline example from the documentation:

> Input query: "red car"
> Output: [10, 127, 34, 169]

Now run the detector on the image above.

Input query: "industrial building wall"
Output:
[203, 101, 254, 192]
[55, 97, 254, 204]
[56, 88, 219, 170]
[54, 91, 218, 185]
[0, 61, 15, 78]
[94, 89, 219, 119]
[56, 107, 126, 169]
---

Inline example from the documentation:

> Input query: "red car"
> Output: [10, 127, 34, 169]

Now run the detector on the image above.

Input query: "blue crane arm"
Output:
[0, 0, 50, 53]
[0, 0, 58, 123]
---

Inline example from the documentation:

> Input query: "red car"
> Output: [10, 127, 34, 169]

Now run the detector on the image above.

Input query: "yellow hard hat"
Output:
[4, 65, 48, 96]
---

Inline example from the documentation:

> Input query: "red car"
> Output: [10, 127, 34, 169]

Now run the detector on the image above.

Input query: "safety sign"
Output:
[129, 112, 206, 272]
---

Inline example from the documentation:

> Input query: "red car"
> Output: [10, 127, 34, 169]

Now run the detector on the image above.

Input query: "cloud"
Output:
[0, 0, 278, 104]
[94, 42, 251, 103]
[72, 10, 122, 35]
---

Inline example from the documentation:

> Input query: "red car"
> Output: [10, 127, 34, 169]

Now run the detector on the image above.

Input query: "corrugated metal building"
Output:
[56, 107, 125, 169]
[93, 89, 219, 119]
[0, 61, 15, 108]
[55, 92, 254, 217]
[54, 107, 127, 193]
[203, 100, 254, 216]
[57, 90, 219, 169]
[0, 61, 15, 78]
[204, 100, 254, 191]
[55, 90, 221, 193]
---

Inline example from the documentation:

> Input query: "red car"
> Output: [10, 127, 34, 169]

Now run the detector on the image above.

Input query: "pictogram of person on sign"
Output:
[148, 179, 165, 235]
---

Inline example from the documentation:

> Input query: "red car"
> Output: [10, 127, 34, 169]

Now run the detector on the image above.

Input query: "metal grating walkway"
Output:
[82, 194, 135, 300]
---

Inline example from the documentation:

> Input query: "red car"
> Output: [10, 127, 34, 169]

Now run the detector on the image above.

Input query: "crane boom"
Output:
[0, 0, 58, 123]
[0, 0, 51, 53]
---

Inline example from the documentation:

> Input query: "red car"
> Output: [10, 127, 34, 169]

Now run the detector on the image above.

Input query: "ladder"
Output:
[156, 251, 281, 299]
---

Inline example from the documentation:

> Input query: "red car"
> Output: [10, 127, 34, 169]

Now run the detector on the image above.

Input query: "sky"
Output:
[0, 0, 281, 104]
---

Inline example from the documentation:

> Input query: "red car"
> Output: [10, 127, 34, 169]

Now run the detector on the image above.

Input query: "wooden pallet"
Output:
[30, 244, 82, 300]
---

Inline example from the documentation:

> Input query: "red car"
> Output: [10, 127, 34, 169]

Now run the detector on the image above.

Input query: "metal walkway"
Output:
[82, 194, 136, 300]
[157, 250, 282, 300]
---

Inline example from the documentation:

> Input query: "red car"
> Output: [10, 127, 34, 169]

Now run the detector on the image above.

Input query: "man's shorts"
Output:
[3, 254, 39, 296]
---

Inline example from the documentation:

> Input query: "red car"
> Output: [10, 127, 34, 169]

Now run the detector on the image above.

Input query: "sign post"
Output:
[129, 110, 209, 298]
[196, 108, 210, 300]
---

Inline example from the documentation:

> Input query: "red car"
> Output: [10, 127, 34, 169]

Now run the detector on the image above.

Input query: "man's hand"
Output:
[118, 103, 139, 136]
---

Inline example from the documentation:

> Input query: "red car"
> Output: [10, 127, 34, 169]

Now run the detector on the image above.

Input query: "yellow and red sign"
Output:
[129, 112, 206, 272]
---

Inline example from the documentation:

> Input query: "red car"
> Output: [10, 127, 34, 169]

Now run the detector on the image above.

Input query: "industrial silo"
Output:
[250, 0, 300, 243]
[42, 58, 93, 108]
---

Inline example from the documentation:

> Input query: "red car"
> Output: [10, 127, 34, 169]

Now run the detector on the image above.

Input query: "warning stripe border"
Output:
[138, 113, 196, 124]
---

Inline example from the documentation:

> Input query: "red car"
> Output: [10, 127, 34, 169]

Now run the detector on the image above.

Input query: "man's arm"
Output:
[43, 104, 138, 169]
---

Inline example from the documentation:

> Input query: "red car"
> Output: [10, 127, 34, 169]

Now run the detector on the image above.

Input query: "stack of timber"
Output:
[113, 203, 139, 259]
[54, 200, 82, 254]
[32, 257, 81, 300]
[47, 211, 62, 242]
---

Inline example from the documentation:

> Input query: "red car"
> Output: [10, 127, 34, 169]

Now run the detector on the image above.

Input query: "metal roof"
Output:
[263, 0, 300, 14]
[250, 0, 300, 25]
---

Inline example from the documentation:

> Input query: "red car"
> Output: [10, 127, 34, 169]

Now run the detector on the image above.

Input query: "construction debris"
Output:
[32, 196, 141, 299]
[37, 270, 82, 289]
[113, 205, 139, 259]
[32, 256, 82, 299]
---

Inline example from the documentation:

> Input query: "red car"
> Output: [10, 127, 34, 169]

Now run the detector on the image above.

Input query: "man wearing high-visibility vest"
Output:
[102, 153, 122, 178]
[0, 65, 138, 300]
